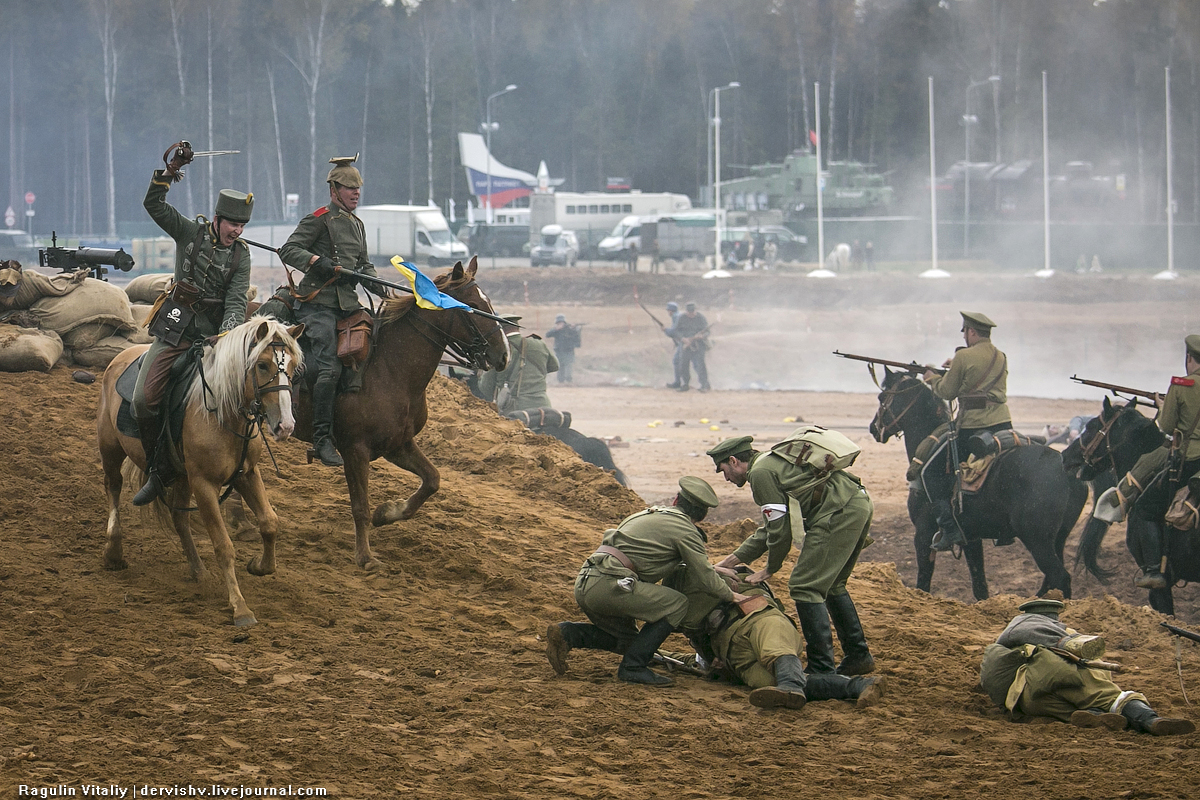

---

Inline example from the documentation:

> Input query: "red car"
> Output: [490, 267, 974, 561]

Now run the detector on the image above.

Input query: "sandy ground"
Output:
[3, 268, 1200, 798]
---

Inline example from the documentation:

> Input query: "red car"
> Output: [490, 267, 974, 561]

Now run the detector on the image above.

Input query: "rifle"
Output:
[1046, 646, 1126, 673]
[38, 231, 134, 281]
[680, 324, 714, 351]
[1162, 621, 1200, 645]
[1070, 375, 1160, 403]
[241, 238, 508, 324]
[833, 350, 946, 377]
[636, 297, 667, 330]
[653, 651, 712, 678]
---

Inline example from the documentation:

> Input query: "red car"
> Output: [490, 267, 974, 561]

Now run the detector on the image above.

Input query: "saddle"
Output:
[960, 430, 1043, 494]
[115, 350, 200, 471]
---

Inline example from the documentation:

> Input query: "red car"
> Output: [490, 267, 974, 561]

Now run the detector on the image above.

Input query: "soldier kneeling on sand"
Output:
[980, 597, 1194, 736]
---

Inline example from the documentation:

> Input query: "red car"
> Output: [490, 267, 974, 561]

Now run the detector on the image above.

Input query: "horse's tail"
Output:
[611, 467, 629, 488]
[1075, 474, 1119, 583]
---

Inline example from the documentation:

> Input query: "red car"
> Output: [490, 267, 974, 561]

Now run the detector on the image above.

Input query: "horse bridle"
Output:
[1076, 406, 1130, 474]
[875, 376, 929, 439]
[404, 280, 504, 371]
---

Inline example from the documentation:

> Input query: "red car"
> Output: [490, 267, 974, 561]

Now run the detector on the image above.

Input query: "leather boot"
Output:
[311, 380, 344, 467]
[616, 619, 675, 686]
[930, 498, 966, 552]
[545, 622, 620, 675]
[849, 675, 888, 709]
[795, 601, 837, 674]
[748, 654, 808, 710]
[1069, 708, 1128, 731]
[801, 673, 888, 708]
[826, 592, 875, 675]
[131, 411, 167, 507]
[1134, 520, 1168, 590]
[1121, 699, 1196, 736]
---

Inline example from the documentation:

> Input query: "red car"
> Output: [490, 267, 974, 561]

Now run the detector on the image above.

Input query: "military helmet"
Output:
[214, 190, 254, 224]
[327, 154, 363, 188]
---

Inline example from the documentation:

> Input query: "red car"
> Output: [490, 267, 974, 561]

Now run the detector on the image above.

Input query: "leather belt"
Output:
[592, 545, 637, 575]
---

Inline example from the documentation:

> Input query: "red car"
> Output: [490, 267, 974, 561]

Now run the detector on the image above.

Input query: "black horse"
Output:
[1063, 397, 1197, 615]
[869, 368, 1088, 599]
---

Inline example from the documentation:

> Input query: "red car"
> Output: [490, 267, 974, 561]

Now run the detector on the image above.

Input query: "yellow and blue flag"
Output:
[391, 257, 469, 311]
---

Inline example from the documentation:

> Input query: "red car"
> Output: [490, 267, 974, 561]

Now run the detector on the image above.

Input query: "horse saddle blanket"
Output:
[114, 352, 197, 451]
[505, 407, 572, 430]
[960, 431, 1042, 494]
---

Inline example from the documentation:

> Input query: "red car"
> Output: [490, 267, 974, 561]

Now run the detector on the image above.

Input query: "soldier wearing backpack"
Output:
[707, 430, 876, 678]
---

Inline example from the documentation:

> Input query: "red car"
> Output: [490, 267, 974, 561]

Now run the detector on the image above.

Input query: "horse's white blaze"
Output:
[273, 351, 295, 440]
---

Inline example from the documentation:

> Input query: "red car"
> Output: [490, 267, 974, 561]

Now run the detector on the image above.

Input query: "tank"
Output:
[719, 150, 894, 218]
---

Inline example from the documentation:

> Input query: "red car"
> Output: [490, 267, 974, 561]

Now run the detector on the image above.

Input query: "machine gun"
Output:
[1070, 375, 1160, 404]
[39, 232, 134, 281]
[833, 350, 947, 378]
[1162, 621, 1200, 645]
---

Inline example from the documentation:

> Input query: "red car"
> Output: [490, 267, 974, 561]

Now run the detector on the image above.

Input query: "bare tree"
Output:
[417, 6, 439, 206]
[89, 0, 122, 238]
[267, 63, 288, 219]
[275, 0, 337, 208]
[168, 0, 195, 216]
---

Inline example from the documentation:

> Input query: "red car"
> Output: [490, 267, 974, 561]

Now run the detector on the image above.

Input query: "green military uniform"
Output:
[478, 328, 559, 414]
[277, 155, 383, 467]
[708, 435, 876, 676]
[976, 599, 1197, 735]
[131, 168, 254, 506]
[547, 477, 727, 686]
[925, 323, 1011, 431]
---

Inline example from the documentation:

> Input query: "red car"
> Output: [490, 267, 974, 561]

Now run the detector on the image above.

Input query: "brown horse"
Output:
[289, 257, 509, 571]
[97, 317, 305, 627]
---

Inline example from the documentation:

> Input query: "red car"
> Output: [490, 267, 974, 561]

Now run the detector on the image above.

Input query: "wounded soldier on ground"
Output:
[980, 597, 1194, 735]
[680, 568, 886, 711]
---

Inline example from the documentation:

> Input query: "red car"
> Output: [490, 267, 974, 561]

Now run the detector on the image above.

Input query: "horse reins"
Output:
[401, 280, 503, 371]
[1077, 407, 1128, 474]
[876, 377, 932, 439]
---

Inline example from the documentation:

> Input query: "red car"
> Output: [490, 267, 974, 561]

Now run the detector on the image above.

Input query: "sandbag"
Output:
[129, 303, 154, 327]
[71, 334, 136, 368]
[0, 325, 63, 373]
[29, 277, 135, 336]
[124, 273, 173, 304]
[0, 269, 87, 312]
[61, 321, 122, 350]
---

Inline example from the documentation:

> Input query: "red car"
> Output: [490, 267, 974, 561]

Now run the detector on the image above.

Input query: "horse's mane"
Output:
[378, 267, 472, 326]
[188, 316, 304, 428]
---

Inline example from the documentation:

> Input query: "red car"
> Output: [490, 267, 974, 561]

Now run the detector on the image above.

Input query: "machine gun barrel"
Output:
[1161, 621, 1200, 644]
[833, 350, 946, 376]
[1069, 375, 1160, 402]
[38, 232, 134, 281]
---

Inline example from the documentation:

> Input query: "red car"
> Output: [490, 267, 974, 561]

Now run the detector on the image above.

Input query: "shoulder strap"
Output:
[964, 348, 1003, 396]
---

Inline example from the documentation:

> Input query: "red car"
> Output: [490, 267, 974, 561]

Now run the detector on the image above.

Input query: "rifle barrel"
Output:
[1162, 621, 1200, 644]
[1069, 375, 1159, 401]
[833, 350, 945, 376]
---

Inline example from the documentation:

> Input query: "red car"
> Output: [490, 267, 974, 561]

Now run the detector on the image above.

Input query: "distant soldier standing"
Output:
[544, 314, 581, 384]
[921, 311, 1011, 552]
[131, 142, 254, 505]
[278, 155, 387, 468]
[664, 301, 684, 389]
[666, 301, 711, 392]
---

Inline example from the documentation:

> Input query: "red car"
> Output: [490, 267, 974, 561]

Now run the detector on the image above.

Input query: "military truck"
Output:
[720, 150, 894, 218]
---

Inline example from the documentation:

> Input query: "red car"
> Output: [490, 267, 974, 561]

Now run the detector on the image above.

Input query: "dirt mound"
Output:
[1, 368, 1197, 798]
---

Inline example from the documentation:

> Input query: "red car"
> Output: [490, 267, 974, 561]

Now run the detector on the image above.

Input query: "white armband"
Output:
[760, 503, 788, 522]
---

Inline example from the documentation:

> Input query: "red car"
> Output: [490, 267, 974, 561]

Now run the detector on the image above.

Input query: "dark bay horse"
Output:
[1064, 397, 1198, 615]
[290, 258, 509, 571]
[869, 368, 1088, 599]
[97, 317, 305, 627]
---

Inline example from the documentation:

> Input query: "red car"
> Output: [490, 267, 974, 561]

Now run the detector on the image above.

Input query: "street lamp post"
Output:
[711, 81, 739, 267]
[483, 84, 518, 227]
[963, 76, 1000, 259]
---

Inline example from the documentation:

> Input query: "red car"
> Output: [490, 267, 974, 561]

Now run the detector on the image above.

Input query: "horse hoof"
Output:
[372, 502, 403, 527]
[234, 614, 258, 628]
[104, 559, 128, 572]
[246, 557, 273, 577]
[360, 557, 385, 573]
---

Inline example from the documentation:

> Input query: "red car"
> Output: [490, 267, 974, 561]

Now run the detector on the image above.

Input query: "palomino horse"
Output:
[288, 257, 509, 571]
[97, 317, 305, 627]
[869, 368, 1088, 599]
[1064, 397, 1200, 615]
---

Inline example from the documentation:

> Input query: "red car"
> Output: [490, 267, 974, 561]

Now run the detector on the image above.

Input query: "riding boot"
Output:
[545, 622, 620, 676]
[616, 619, 676, 686]
[848, 675, 888, 709]
[826, 592, 875, 676]
[748, 654, 808, 710]
[1133, 519, 1168, 589]
[801, 673, 888, 708]
[1120, 699, 1196, 736]
[930, 498, 966, 552]
[131, 411, 167, 507]
[311, 380, 344, 468]
[795, 601, 837, 674]
[1069, 708, 1128, 731]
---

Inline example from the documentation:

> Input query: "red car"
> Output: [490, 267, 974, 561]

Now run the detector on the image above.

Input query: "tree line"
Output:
[3, 0, 1199, 240]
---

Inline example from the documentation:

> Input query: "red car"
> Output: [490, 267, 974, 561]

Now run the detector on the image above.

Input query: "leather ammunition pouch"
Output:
[147, 281, 201, 346]
[336, 309, 374, 368]
[1165, 478, 1200, 531]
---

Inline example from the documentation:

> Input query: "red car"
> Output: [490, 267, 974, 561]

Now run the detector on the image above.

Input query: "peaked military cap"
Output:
[1186, 334, 1200, 359]
[960, 311, 997, 332]
[1018, 598, 1064, 618]
[500, 314, 522, 325]
[678, 476, 719, 509]
[706, 435, 755, 471]
[327, 154, 363, 188]
[686, 301, 697, 310]
[666, 301, 679, 311]
[214, 189, 254, 224]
